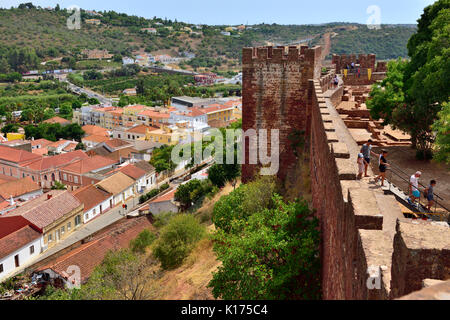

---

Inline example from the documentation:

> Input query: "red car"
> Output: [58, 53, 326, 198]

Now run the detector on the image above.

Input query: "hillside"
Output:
[0, 6, 417, 74]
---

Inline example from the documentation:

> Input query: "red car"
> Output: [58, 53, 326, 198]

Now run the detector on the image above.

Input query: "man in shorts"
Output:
[409, 171, 422, 205]
[360, 140, 377, 177]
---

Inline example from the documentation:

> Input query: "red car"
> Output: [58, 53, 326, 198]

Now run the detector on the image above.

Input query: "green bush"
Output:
[129, 229, 156, 254]
[153, 214, 205, 270]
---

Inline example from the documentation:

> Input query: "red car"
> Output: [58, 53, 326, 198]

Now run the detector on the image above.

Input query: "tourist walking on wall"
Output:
[357, 153, 365, 180]
[360, 140, 377, 177]
[374, 150, 389, 186]
[409, 171, 422, 205]
[424, 180, 437, 212]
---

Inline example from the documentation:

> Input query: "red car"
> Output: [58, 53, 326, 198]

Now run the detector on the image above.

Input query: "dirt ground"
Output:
[370, 146, 450, 210]
[145, 180, 241, 300]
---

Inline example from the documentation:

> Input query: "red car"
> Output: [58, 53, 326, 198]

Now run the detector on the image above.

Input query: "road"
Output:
[57, 74, 113, 106]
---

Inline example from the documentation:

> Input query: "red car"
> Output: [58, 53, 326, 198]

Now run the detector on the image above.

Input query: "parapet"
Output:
[242, 45, 322, 64]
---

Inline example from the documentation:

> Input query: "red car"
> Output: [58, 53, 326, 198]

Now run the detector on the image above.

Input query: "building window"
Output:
[63, 173, 67, 180]
[74, 176, 79, 184]
[85, 213, 89, 221]
[0, 264, 3, 273]
[75, 215, 81, 226]
[30, 245, 35, 255]
[48, 234, 52, 243]
[67, 222, 71, 231]
[44, 175, 48, 181]
[61, 226, 65, 234]
[14, 255, 19, 267]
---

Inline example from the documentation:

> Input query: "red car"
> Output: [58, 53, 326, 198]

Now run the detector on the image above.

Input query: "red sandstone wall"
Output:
[241, 46, 322, 183]
[308, 81, 357, 299]
[332, 54, 376, 73]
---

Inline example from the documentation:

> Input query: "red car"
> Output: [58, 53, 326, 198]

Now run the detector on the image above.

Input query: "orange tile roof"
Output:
[115, 164, 147, 180]
[127, 125, 158, 134]
[63, 142, 78, 152]
[36, 216, 153, 283]
[82, 125, 109, 137]
[30, 139, 52, 148]
[95, 172, 135, 195]
[72, 185, 112, 212]
[138, 109, 170, 118]
[150, 189, 176, 204]
[83, 135, 110, 143]
[43, 116, 71, 125]
[0, 145, 42, 164]
[32, 148, 49, 156]
[125, 105, 146, 111]
[48, 139, 72, 149]
[0, 225, 41, 260]
[0, 177, 41, 200]
[104, 139, 132, 149]
[0, 174, 18, 184]
[61, 155, 117, 174]
[24, 150, 88, 171]
[6, 190, 82, 230]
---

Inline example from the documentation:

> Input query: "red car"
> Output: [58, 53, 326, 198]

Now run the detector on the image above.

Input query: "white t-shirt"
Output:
[410, 175, 419, 192]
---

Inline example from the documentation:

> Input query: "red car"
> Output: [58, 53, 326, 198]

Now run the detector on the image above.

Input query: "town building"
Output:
[0, 177, 42, 203]
[72, 185, 113, 223]
[0, 225, 42, 282]
[59, 155, 117, 191]
[0, 190, 84, 251]
[95, 172, 135, 206]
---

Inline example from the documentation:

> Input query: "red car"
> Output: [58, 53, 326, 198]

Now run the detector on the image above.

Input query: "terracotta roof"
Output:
[138, 109, 170, 118]
[82, 125, 109, 137]
[202, 105, 234, 114]
[83, 135, 110, 143]
[36, 216, 152, 283]
[95, 172, 135, 195]
[150, 189, 176, 204]
[32, 148, 49, 156]
[61, 155, 117, 174]
[127, 125, 158, 134]
[63, 142, 78, 152]
[0, 145, 42, 164]
[0, 225, 41, 260]
[6, 191, 82, 230]
[125, 105, 146, 111]
[48, 140, 71, 149]
[104, 139, 133, 150]
[115, 164, 146, 180]
[23, 150, 88, 171]
[0, 177, 41, 200]
[31, 139, 52, 148]
[72, 185, 112, 212]
[43, 116, 71, 125]
[133, 161, 156, 174]
[0, 174, 18, 184]
[88, 146, 137, 162]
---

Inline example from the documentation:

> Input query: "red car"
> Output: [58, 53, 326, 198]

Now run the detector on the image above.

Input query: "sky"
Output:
[0, 0, 437, 25]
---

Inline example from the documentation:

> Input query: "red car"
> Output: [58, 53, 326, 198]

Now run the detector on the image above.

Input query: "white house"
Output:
[0, 226, 42, 282]
[95, 172, 135, 207]
[72, 184, 114, 224]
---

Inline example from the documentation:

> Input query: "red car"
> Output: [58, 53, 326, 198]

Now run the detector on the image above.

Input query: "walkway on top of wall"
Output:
[323, 85, 405, 238]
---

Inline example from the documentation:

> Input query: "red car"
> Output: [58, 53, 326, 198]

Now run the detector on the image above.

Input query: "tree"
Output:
[51, 181, 67, 190]
[432, 101, 450, 164]
[209, 195, 320, 300]
[208, 164, 226, 188]
[129, 229, 156, 255]
[153, 215, 205, 270]
[368, 1, 450, 156]
[212, 177, 277, 233]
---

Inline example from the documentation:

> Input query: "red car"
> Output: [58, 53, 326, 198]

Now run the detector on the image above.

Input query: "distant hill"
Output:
[0, 6, 417, 73]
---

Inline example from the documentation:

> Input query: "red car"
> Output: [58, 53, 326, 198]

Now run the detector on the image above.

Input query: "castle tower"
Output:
[241, 45, 322, 183]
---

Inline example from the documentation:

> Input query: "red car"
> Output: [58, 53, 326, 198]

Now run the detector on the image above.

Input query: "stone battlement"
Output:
[242, 45, 322, 64]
